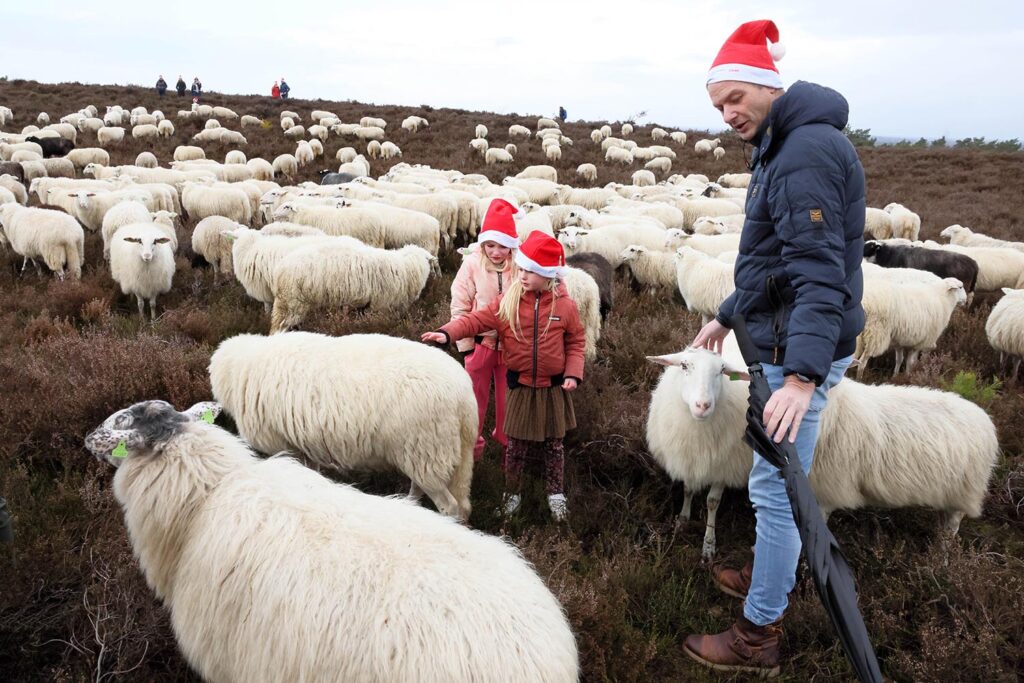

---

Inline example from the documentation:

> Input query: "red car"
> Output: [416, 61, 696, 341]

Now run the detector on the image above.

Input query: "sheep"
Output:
[605, 147, 633, 165]
[210, 106, 237, 120]
[692, 215, 745, 235]
[280, 117, 295, 131]
[557, 224, 666, 266]
[354, 126, 385, 142]
[295, 141, 316, 167]
[646, 346, 999, 557]
[590, 129, 603, 144]
[364, 139, 382, 160]
[402, 115, 429, 132]
[863, 241, 979, 301]
[100, 201, 177, 260]
[243, 157, 273, 182]
[665, 231, 740, 257]
[194, 104, 214, 118]
[650, 127, 668, 140]
[65, 188, 155, 232]
[545, 145, 561, 162]
[0, 175, 28, 205]
[338, 156, 370, 178]
[132, 124, 159, 140]
[380, 141, 402, 160]
[986, 288, 1024, 378]
[469, 138, 489, 154]
[191, 215, 246, 278]
[135, 152, 158, 169]
[270, 242, 435, 330]
[556, 266, 602, 361]
[39, 157, 75, 179]
[227, 227, 336, 309]
[272, 202, 385, 247]
[631, 170, 656, 187]
[283, 125, 307, 140]
[576, 163, 597, 184]
[693, 138, 721, 154]
[0, 204, 84, 279]
[77, 117, 104, 134]
[516, 165, 558, 183]
[670, 131, 688, 145]
[620, 244, 676, 293]
[272, 154, 298, 180]
[240, 115, 262, 127]
[173, 145, 206, 162]
[95, 126, 125, 147]
[182, 182, 252, 225]
[36, 112, 50, 125]
[153, 119, 173, 138]
[884, 202, 921, 241]
[19, 160, 47, 183]
[212, 330, 479, 518]
[0, 186, 20, 206]
[940, 224, 1024, 252]
[10, 150, 42, 163]
[61, 147, 108, 172]
[225, 150, 246, 165]
[485, 148, 514, 165]
[922, 242, 1024, 291]
[599, 124, 612, 138]
[862, 207, 894, 240]
[509, 124, 531, 139]
[475, 124, 488, 139]
[566, 252, 613, 322]
[620, 123, 634, 136]
[553, 186, 620, 211]
[674, 246, 735, 323]
[713, 147, 726, 160]
[131, 113, 157, 127]
[537, 117, 558, 130]
[716, 172, 750, 188]
[85, 398, 576, 682]
[24, 135, 73, 158]
[336, 146, 358, 164]
[672, 197, 742, 229]
[644, 157, 672, 175]
[359, 116, 387, 129]
[304, 124, 327, 141]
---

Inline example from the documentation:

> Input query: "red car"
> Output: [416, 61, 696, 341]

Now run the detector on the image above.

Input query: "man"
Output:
[280, 78, 290, 99]
[175, 75, 187, 97]
[683, 19, 865, 678]
[155, 75, 167, 97]
[191, 77, 202, 102]
[558, 105, 566, 122]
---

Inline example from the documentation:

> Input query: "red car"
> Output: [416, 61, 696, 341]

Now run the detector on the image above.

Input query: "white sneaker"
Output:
[503, 494, 521, 515]
[548, 494, 568, 522]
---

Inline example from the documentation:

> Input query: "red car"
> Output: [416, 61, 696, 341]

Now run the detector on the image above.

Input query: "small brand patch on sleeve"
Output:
[809, 209, 823, 222]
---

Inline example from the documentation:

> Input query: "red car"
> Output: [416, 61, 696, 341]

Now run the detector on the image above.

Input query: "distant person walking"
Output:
[175, 75, 186, 96]
[191, 77, 202, 101]
[271, 81, 281, 99]
[280, 78, 290, 99]
[155, 75, 167, 97]
[558, 105, 567, 122]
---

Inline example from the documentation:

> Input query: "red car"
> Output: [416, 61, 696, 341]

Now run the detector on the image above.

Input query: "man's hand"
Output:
[561, 378, 578, 392]
[692, 319, 730, 354]
[763, 375, 815, 443]
[420, 332, 446, 344]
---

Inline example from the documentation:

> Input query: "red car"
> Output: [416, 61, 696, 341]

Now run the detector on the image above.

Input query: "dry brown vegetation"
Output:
[0, 78, 1022, 682]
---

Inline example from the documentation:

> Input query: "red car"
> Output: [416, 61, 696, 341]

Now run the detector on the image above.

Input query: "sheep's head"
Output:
[619, 245, 646, 262]
[558, 227, 587, 251]
[944, 278, 968, 306]
[665, 228, 689, 248]
[221, 225, 251, 241]
[272, 202, 297, 219]
[121, 231, 171, 262]
[152, 211, 178, 226]
[85, 400, 222, 467]
[646, 348, 748, 420]
[939, 224, 966, 240]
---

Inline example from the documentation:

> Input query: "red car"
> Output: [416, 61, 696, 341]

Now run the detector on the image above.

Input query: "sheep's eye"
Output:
[154, 238, 170, 244]
[123, 237, 142, 243]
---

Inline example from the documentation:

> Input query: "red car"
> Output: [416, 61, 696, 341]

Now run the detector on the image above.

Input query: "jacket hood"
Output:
[753, 81, 849, 158]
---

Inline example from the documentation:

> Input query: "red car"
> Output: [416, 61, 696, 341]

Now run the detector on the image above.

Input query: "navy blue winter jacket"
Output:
[715, 81, 865, 385]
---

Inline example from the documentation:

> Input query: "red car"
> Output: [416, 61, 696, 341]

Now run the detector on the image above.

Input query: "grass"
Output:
[1, 78, 1023, 682]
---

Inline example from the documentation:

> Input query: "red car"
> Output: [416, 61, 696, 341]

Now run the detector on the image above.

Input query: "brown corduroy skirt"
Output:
[504, 385, 576, 442]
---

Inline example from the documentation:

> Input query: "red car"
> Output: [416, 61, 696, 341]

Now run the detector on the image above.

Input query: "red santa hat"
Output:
[515, 231, 565, 279]
[477, 198, 521, 249]
[707, 20, 786, 89]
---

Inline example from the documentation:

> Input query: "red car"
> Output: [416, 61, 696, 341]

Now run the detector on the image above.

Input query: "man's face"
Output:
[707, 81, 780, 141]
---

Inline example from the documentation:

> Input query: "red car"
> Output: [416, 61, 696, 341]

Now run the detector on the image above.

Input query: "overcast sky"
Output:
[2, 1, 1022, 140]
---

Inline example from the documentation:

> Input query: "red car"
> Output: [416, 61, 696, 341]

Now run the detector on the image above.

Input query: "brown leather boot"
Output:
[683, 614, 782, 678]
[713, 560, 753, 599]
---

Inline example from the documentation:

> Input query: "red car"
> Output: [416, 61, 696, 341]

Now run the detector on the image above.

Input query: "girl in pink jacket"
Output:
[451, 199, 521, 461]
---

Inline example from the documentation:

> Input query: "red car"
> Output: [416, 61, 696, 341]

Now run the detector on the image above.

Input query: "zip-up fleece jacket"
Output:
[449, 250, 512, 353]
[438, 288, 586, 388]
[715, 80, 865, 385]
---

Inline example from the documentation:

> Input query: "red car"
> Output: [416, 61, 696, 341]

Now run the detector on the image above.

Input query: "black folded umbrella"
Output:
[730, 315, 883, 683]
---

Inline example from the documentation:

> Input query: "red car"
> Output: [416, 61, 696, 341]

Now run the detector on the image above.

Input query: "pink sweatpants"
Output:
[464, 344, 508, 461]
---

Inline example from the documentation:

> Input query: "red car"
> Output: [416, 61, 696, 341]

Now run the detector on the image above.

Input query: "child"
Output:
[450, 199, 520, 462]
[422, 231, 585, 521]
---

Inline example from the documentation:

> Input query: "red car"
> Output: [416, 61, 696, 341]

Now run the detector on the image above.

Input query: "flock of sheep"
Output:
[1, 96, 1020, 681]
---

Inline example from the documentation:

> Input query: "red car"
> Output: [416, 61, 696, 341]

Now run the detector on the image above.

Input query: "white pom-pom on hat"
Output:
[769, 41, 786, 61]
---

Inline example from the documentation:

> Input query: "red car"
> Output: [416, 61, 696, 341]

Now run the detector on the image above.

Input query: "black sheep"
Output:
[319, 170, 357, 185]
[0, 161, 25, 184]
[864, 241, 979, 297]
[567, 252, 614, 321]
[26, 135, 74, 158]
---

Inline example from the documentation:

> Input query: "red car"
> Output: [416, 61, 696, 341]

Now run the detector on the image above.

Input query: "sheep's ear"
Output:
[84, 426, 143, 459]
[646, 354, 687, 369]
[720, 361, 750, 381]
[183, 401, 221, 424]
[221, 229, 239, 240]
[1002, 287, 1015, 296]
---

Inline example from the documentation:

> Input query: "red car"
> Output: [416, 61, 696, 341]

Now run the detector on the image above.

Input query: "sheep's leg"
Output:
[1012, 356, 1022, 380]
[701, 483, 725, 560]
[674, 483, 694, 533]
[408, 482, 424, 501]
[136, 295, 145, 319]
[944, 510, 965, 537]
[149, 298, 158, 321]
[893, 348, 905, 376]
[19, 256, 29, 274]
[906, 349, 921, 373]
[55, 269, 65, 282]
[263, 301, 272, 314]
[419, 480, 462, 519]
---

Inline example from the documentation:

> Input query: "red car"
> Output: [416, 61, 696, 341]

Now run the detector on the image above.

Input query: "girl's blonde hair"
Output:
[498, 276, 559, 341]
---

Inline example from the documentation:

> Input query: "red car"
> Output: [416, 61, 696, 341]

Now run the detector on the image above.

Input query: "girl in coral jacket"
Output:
[423, 231, 586, 521]
[449, 199, 520, 462]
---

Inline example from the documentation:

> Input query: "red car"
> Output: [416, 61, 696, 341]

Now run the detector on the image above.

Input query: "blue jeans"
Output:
[744, 356, 852, 626]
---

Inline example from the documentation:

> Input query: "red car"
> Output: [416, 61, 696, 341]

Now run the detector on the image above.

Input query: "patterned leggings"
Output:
[505, 437, 565, 495]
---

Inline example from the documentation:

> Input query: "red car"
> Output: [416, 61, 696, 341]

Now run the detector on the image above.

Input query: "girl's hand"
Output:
[561, 378, 578, 392]
[421, 332, 446, 344]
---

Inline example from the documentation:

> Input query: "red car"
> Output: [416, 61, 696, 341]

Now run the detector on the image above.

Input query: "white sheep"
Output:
[307, 124, 329, 141]
[986, 288, 1024, 377]
[693, 138, 721, 155]
[485, 147, 514, 165]
[691, 215, 742, 235]
[227, 227, 335, 310]
[558, 224, 666, 265]
[862, 207, 894, 240]
[271, 242, 435, 330]
[402, 115, 430, 133]
[713, 146, 726, 160]
[85, 399, 577, 683]
[182, 182, 252, 225]
[359, 116, 387, 129]
[20, 160, 48, 183]
[244, 157, 273, 181]
[651, 127, 668, 140]
[0, 175, 27, 205]
[670, 131, 688, 145]
[674, 246, 735, 323]
[173, 145, 206, 162]
[470, 138, 489, 154]
[224, 150, 247, 165]
[157, 119, 174, 137]
[65, 188, 155, 232]
[545, 145, 561, 162]
[715, 172, 750, 188]
[0, 204, 84, 279]
[558, 266, 602, 361]
[300, 199, 441, 254]
[605, 147, 633, 165]
[537, 117, 559, 130]
[940, 224, 1024, 252]
[644, 157, 672, 175]
[109, 223, 175, 318]
[509, 124, 531, 139]
[923, 241, 1024, 290]
[576, 163, 597, 184]
[631, 170, 656, 187]
[354, 126, 385, 141]
[380, 141, 402, 160]
[646, 346, 999, 557]
[211, 331, 478, 520]
[619, 244, 676, 292]
[132, 124, 159, 139]
[240, 115, 262, 127]
[516, 165, 558, 183]
[295, 140, 315, 167]
[365, 139, 382, 160]
[95, 126, 124, 146]
[475, 124, 488, 139]
[40, 157, 75, 178]
[665, 230, 740, 256]
[272, 154, 298, 180]
[135, 152, 158, 169]
[10, 150, 41, 163]
[884, 202, 921, 241]
[620, 123, 634, 136]
[283, 125, 306, 140]
[191, 215, 247, 278]
[100, 201, 177, 260]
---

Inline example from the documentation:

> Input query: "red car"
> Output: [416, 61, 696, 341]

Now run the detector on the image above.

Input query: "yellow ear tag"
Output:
[201, 409, 215, 424]
[728, 372, 741, 381]
[111, 440, 128, 458]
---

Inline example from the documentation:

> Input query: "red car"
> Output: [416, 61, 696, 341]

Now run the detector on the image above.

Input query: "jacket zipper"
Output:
[532, 292, 539, 386]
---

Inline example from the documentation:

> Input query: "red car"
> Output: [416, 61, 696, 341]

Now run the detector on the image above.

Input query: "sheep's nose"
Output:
[694, 400, 711, 413]
[141, 252, 153, 262]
